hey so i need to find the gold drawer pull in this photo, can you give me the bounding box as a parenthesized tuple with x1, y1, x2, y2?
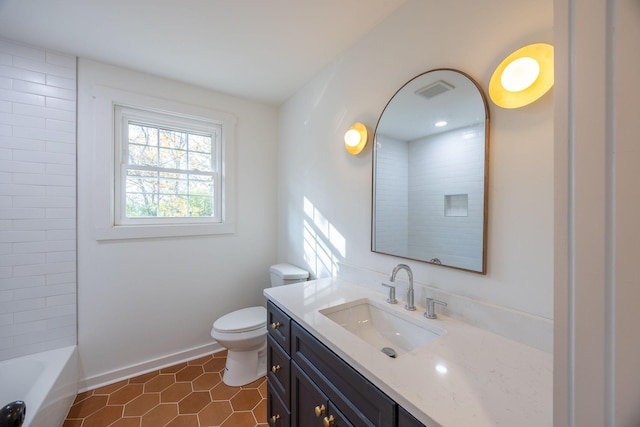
(271, 365, 280, 373)
(271, 322, 281, 329)
(270, 414, 280, 423)
(314, 404, 326, 417)
(323, 415, 335, 427)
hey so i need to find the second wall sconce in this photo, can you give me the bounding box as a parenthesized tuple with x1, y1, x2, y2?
(344, 122, 368, 155)
(489, 43, 554, 109)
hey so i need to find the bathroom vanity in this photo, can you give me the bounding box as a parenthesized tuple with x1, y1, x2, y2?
(267, 300, 411, 426)
(264, 278, 552, 427)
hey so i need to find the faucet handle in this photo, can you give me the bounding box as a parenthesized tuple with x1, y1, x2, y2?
(380, 283, 397, 304)
(424, 298, 447, 319)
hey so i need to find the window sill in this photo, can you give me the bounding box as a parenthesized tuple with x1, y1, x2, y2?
(94, 221, 234, 241)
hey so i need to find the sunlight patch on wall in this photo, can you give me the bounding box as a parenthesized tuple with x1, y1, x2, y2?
(303, 197, 346, 277)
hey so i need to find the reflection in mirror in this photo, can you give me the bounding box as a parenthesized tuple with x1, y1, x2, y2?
(372, 69, 489, 273)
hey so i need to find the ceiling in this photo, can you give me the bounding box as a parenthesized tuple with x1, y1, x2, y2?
(0, 0, 406, 105)
(378, 70, 486, 141)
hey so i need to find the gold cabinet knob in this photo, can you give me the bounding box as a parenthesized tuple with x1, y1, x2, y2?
(323, 415, 335, 427)
(271, 365, 280, 373)
(271, 322, 281, 329)
(314, 404, 326, 417)
(270, 414, 280, 423)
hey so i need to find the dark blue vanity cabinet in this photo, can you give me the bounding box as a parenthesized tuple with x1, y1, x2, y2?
(266, 300, 427, 427)
(398, 407, 428, 427)
(291, 362, 352, 426)
(268, 300, 292, 353)
(267, 379, 291, 427)
(267, 301, 292, 427)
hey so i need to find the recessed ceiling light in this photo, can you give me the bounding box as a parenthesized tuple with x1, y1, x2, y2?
(435, 121, 447, 127)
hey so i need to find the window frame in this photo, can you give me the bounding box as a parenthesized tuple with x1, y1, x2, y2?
(90, 85, 236, 240)
(114, 105, 223, 226)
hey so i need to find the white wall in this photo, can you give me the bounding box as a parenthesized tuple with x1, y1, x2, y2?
(0, 39, 76, 361)
(278, 0, 554, 319)
(77, 59, 279, 387)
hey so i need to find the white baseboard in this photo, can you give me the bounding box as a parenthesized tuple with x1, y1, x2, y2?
(78, 342, 225, 393)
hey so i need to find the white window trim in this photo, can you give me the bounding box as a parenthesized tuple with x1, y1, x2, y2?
(91, 85, 236, 240)
(114, 105, 223, 226)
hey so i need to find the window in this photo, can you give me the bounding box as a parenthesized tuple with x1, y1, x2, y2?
(114, 106, 222, 226)
(90, 85, 235, 240)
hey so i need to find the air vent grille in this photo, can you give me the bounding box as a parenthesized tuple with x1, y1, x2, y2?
(415, 80, 455, 99)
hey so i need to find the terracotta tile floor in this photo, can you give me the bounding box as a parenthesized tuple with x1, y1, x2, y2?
(63, 351, 268, 427)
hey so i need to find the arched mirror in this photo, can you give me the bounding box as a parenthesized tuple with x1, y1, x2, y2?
(372, 69, 489, 274)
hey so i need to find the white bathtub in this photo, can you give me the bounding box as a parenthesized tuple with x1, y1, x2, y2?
(0, 346, 78, 427)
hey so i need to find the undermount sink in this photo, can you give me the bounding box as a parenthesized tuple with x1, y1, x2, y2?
(319, 298, 445, 358)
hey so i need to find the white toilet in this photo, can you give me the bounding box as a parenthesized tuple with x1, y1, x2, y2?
(211, 263, 309, 386)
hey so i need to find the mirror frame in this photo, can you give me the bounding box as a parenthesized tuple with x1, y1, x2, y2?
(371, 68, 490, 274)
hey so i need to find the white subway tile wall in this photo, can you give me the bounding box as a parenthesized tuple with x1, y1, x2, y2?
(408, 125, 485, 271)
(375, 125, 485, 271)
(373, 134, 409, 256)
(0, 38, 76, 360)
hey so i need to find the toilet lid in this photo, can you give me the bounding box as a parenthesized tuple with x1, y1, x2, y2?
(213, 306, 267, 333)
(270, 263, 309, 280)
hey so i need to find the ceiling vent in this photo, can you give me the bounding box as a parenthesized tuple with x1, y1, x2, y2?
(415, 80, 455, 100)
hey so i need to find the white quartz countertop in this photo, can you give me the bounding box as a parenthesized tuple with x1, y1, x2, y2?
(264, 278, 552, 427)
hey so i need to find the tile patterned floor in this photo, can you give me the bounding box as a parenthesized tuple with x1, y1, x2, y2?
(63, 351, 268, 427)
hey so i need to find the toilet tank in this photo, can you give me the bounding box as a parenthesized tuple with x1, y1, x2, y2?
(270, 263, 309, 287)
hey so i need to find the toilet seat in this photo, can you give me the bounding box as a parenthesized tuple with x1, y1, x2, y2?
(212, 306, 266, 334)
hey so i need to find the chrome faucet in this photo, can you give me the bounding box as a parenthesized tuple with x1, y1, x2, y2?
(389, 264, 415, 311)
(424, 298, 447, 319)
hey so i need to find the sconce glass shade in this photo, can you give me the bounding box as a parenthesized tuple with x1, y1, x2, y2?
(344, 122, 368, 155)
(489, 43, 554, 108)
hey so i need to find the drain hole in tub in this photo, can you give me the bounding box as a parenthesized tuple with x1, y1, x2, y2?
(381, 347, 397, 358)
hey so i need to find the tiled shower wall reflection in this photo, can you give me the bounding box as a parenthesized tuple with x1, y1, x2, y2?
(375, 124, 485, 271)
(0, 38, 77, 360)
(408, 124, 485, 271)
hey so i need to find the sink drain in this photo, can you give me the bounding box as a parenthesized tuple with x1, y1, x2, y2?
(381, 347, 397, 358)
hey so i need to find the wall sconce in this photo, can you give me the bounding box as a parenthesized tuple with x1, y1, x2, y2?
(489, 43, 554, 108)
(344, 122, 368, 155)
